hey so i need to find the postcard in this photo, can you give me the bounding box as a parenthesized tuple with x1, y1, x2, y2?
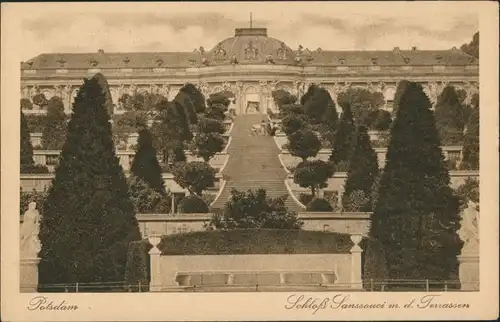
(1, 1, 498, 321)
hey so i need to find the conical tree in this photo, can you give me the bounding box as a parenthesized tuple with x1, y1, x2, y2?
(391, 80, 410, 117)
(131, 128, 166, 195)
(461, 106, 479, 170)
(20, 111, 35, 173)
(342, 125, 379, 212)
(434, 86, 466, 145)
(330, 102, 356, 166)
(41, 96, 67, 150)
(370, 81, 461, 282)
(39, 75, 141, 287)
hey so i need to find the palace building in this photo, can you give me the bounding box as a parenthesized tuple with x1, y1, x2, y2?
(21, 26, 479, 115)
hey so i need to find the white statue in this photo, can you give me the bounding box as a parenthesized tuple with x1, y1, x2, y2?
(20, 202, 41, 258)
(458, 201, 480, 254)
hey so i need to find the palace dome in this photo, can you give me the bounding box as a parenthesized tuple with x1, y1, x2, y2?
(206, 28, 295, 65)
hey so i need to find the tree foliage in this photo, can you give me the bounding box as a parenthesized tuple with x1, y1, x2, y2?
(20, 111, 35, 172)
(206, 93, 230, 121)
(460, 106, 479, 170)
(330, 103, 356, 165)
(130, 128, 166, 194)
(337, 87, 384, 125)
(172, 161, 216, 196)
(179, 195, 209, 213)
(392, 80, 410, 117)
(460, 31, 479, 59)
(434, 86, 467, 145)
(293, 160, 335, 197)
(342, 126, 379, 212)
(370, 81, 461, 282)
(207, 189, 303, 230)
(301, 85, 338, 127)
(288, 129, 321, 161)
(281, 114, 308, 136)
(127, 176, 171, 214)
(193, 132, 226, 162)
(39, 74, 141, 286)
(41, 96, 68, 150)
(152, 100, 190, 163)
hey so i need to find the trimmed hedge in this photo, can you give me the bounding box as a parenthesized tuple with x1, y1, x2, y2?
(124, 229, 387, 286)
(178, 195, 209, 213)
(306, 198, 333, 212)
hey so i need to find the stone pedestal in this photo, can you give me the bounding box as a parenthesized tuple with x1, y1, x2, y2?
(350, 235, 363, 290)
(458, 253, 479, 291)
(148, 235, 178, 292)
(20, 257, 40, 293)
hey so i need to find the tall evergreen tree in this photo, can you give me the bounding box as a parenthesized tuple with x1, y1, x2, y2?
(391, 80, 410, 117)
(434, 86, 466, 145)
(131, 128, 166, 195)
(330, 102, 356, 166)
(39, 75, 141, 286)
(461, 106, 479, 170)
(342, 125, 379, 212)
(370, 81, 461, 282)
(20, 111, 35, 173)
(41, 96, 67, 150)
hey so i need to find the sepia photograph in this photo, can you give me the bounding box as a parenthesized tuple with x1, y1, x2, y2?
(1, 1, 498, 321)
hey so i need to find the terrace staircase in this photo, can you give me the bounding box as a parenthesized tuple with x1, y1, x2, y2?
(210, 114, 304, 213)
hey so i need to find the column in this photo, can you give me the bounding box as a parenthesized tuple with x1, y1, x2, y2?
(350, 234, 363, 290)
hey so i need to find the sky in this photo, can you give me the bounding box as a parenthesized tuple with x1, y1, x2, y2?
(12, 2, 479, 61)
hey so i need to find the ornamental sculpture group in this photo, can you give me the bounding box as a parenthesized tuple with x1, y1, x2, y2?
(19, 201, 480, 291)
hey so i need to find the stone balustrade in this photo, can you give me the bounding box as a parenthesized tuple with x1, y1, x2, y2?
(134, 212, 371, 238)
(20, 172, 223, 194)
(30, 149, 230, 174)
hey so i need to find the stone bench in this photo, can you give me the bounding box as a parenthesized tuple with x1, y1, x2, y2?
(175, 269, 337, 286)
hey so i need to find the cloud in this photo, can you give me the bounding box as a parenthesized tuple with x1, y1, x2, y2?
(16, 3, 478, 61)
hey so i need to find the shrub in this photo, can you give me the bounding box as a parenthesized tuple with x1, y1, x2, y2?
(179, 195, 209, 214)
(128, 176, 167, 213)
(21, 111, 35, 172)
(293, 160, 335, 197)
(371, 110, 393, 131)
(343, 190, 371, 212)
(281, 114, 308, 136)
(208, 189, 302, 230)
(172, 161, 217, 196)
(298, 193, 313, 206)
(306, 198, 333, 212)
(21, 164, 50, 174)
(455, 177, 479, 211)
(26, 114, 47, 132)
(21, 98, 33, 110)
(288, 129, 322, 161)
